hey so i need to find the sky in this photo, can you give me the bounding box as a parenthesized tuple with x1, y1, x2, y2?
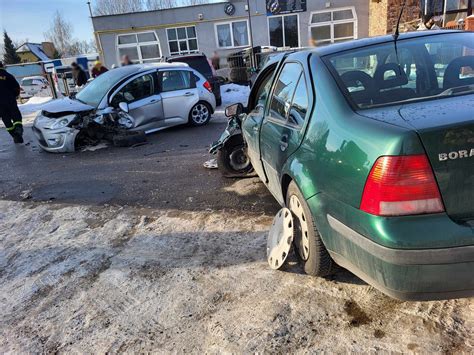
(0, 0, 96, 44)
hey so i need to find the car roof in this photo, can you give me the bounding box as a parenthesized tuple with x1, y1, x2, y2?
(311, 30, 464, 57)
(22, 76, 45, 80)
(167, 53, 206, 60)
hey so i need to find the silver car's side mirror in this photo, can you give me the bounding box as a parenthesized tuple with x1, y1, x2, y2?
(225, 103, 243, 117)
(119, 102, 129, 113)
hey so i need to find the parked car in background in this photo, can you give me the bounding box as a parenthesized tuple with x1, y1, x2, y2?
(167, 53, 223, 106)
(218, 30, 474, 300)
(20, 76, 50, 99)
(33, 63, 216, 153)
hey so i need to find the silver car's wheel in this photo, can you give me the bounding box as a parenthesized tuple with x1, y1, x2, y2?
(289, 194, 310, 261)
(190, 102, 211, 126)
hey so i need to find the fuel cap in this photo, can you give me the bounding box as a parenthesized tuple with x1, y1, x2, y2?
(266, 207, 294, 270)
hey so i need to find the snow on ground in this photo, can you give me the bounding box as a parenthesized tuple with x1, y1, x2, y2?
(220, 83, 250, 107)
(0, 200, 472, 353)
(18, 96, 52, 115)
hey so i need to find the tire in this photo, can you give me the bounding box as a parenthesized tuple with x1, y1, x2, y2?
(286, 181, 335, 277)
(189, 101, 211, 126)
(216, 135, 254, 178)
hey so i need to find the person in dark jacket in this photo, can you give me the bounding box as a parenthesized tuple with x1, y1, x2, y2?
(71, 62, 87, 87)
(91, 61, 108, 78)
(120, 55, 134, 66)
(0, 61, 23, 144)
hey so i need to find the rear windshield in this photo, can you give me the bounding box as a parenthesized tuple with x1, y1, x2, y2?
(323, 32, 474, 109)
(170, 56, 212, 77)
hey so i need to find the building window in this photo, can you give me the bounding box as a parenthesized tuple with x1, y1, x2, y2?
(268, 14, 299, 48)
(215, 20, 250, 48)
(167, 26, 199, 56)
(309, 7, 357, 46)
(117, 31, 161, 63)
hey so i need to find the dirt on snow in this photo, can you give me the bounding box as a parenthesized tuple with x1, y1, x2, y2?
(0, 200, 473, 353)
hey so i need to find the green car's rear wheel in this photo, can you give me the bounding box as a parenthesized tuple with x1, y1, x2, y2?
(286, 181, 335, 277)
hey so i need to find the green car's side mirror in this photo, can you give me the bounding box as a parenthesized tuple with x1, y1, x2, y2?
(225, 103, 244, 117)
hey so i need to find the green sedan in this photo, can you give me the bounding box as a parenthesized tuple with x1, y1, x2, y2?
(239, 30, 474, 300)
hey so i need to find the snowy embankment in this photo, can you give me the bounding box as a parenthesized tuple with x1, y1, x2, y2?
(18, 96, 52, 115)
(220, 83, 250, 108)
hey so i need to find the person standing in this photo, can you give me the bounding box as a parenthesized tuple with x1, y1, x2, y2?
(71, 62, 87, 87)
(0, 61, 23, 144)
(211, 51, 220, 70)
(120, 55, 134, 66)
(91, 61, 108, 78)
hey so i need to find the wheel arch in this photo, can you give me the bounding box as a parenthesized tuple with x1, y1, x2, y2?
(281, 156, 319, 202)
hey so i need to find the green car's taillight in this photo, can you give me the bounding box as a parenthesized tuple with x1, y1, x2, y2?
(360, 155, 445, 216)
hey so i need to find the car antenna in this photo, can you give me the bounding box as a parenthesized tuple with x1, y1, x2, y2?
(393, 0, 407, 40)
(393, 0, 407, 75)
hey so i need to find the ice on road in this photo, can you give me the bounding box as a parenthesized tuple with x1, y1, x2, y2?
(0, 200, 472, 353)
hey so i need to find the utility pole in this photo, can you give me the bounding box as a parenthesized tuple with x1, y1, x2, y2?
(87, 1, 101, 59)
(246, 0, 255, 70)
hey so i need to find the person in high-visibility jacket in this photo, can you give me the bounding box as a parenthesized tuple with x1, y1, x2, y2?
(0, 61, 23, 144)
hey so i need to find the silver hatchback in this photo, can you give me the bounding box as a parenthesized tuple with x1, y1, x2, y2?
(33, 63, 216, 153)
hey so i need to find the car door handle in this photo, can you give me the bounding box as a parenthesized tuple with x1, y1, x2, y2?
(150, 99, 158, 103)
(184, 92, 194, 96)
(253, 126, 259, 132)
(280, 134, 289, 152)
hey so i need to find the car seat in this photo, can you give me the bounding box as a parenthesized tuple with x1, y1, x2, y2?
(374, 63, 415, 104)
(443, 55, 474, 90)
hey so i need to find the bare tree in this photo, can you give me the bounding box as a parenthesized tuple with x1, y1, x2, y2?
(94, 0, 145, 15)
(68, 39, 98, 55)
(145, 0, 177, 10)
(44, 10, 73, 57)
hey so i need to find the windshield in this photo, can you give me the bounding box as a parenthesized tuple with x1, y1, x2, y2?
(76, 66, 139, 107)
(323, 32, 474, 109)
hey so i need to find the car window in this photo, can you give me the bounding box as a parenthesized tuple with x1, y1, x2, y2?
(324, 32, 474, 109)
(288, 75, 309, 126)
(111, 74, 155, 106)
(159, 70, 193, 92)
(269, 62, 303, 121)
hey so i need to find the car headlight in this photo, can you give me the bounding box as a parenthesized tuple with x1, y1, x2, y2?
(50, 114, 76, 129)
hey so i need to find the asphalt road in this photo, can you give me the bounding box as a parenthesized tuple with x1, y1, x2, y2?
(0, 112, 279, 214)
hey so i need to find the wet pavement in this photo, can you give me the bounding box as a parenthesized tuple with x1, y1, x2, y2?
(0, 112, 278, 214)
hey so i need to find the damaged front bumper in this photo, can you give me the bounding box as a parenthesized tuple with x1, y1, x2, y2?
(33, 114, 79, 153)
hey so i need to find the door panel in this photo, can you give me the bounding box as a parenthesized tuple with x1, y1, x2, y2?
(159, 70, 198, 122)
(128, 94, 164, 128)
(242, 65, 279, 181)
(111, 72, 164, 128)
(259, 61, 310, 203)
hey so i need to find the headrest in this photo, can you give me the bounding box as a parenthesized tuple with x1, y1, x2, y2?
(443, 56, 474, 90)
(340, 70, 373, 89)
(374, 63, 408, 89)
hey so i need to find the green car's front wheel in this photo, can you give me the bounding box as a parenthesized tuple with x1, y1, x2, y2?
(286, 181, 335, 277)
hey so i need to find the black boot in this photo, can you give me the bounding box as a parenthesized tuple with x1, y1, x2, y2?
(11, 125, 24, 144)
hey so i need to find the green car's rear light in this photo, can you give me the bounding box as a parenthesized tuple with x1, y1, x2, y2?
(360, 155, 444, 216)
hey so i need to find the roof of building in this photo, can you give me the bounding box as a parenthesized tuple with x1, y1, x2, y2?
(16, 43, 52, 61)
(91, 1, 228, 18)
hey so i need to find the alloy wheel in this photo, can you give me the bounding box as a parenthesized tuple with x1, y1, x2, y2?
(191, 103, 210, 125)
(289, 194, 310, 261)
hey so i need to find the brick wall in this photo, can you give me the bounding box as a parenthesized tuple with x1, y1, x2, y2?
(387, 0, 420, 33)
(369, 0, 420, 36)
(369, 0, 389, 37)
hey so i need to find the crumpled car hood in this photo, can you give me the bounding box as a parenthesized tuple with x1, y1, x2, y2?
(41, 97, 95, 117)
